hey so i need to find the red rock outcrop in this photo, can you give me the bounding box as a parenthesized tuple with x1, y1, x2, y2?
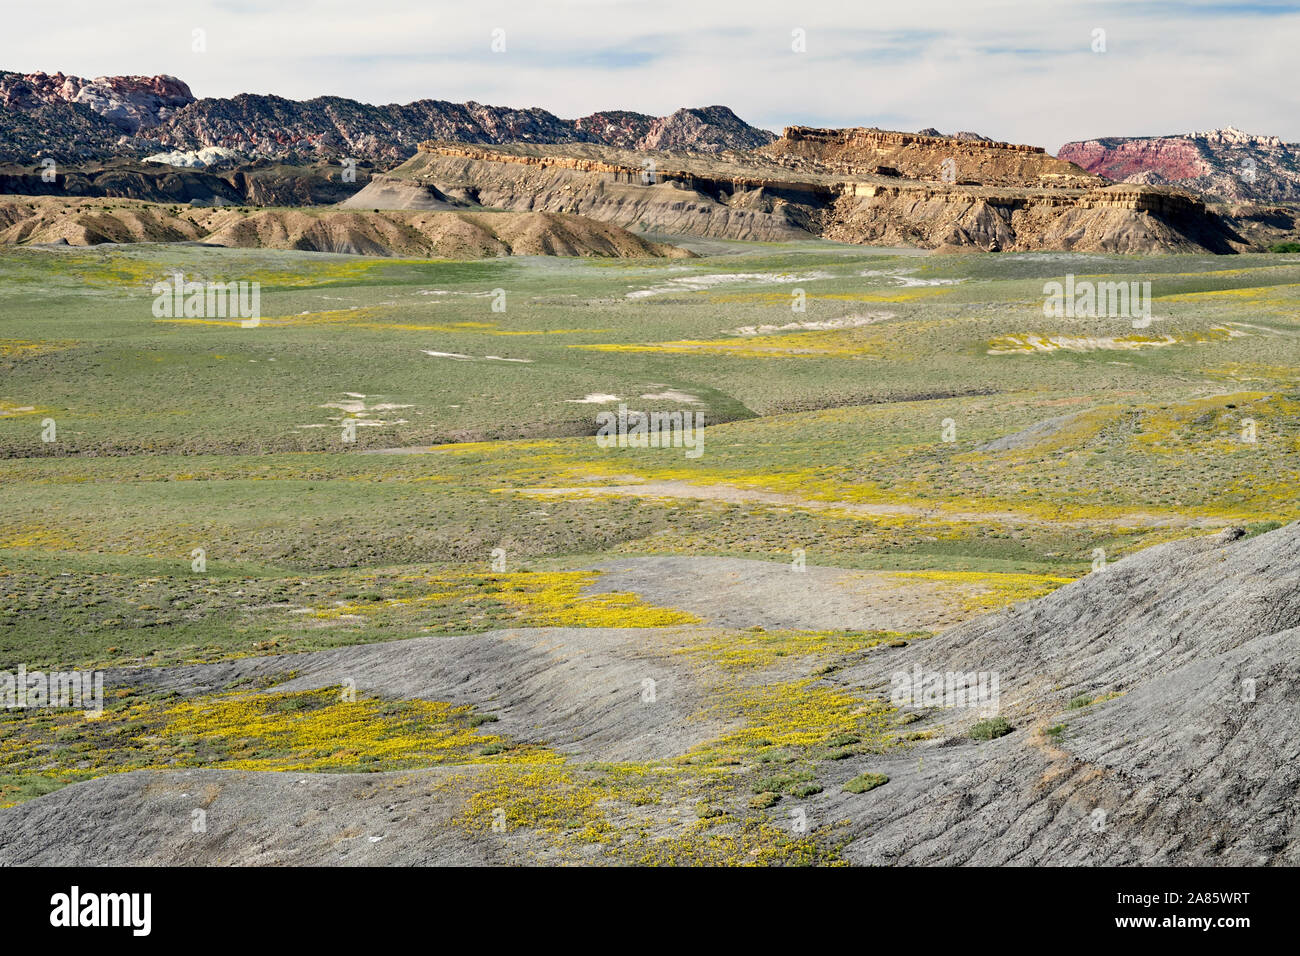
(1058, 128, 1300, 203)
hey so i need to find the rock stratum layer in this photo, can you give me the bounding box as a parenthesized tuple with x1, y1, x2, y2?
(348, 132, 1293, 253)
(1059, 127, 1300, 204)
(766, 126, 1102, 188)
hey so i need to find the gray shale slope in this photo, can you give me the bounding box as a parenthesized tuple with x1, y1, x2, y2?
(831, 523, 1300, 865)
(0, 523, 1296, 865)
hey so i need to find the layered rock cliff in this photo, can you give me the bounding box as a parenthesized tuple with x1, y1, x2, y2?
(352, 136, 1270, 253)
(766, 126, 1102, 188)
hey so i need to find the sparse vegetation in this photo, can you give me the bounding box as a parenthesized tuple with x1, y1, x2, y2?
(1, 239, 1297, 864)
(969, 717, 1013, 740)
(843, 773, 889, 794)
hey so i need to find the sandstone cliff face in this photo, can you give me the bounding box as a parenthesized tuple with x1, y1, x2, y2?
(1058, 127, 1300, 203)
(367, 137, 1264, 253)
(766, 126, 1102, 188)
(823, 184, 1242, 254)
(371, 147, 812, 241)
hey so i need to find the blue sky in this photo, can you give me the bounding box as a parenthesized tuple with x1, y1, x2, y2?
(4, 0, 1298, 151)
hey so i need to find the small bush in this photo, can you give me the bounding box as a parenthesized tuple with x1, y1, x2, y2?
(1268, 241, 1300, 253)
(969, 716, 1012, 740)
(1245, 520, 1283, 538)
(752, 771, 813, 794)
(843, 772, 889, 794)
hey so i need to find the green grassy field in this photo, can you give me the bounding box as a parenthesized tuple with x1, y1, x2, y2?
(2, 240, 1298, 836)
(3, 241, 1299, 670)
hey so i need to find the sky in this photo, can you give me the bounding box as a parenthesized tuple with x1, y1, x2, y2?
(4, 0, 1299, 151)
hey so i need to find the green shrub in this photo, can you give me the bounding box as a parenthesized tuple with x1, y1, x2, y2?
(1245, 520, 1283, 538)
(969, 716, 1012, 740)
(752, 771, 813, 794)
(843, 772, 889, 794)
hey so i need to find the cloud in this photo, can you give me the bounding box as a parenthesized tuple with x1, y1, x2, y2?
(3, 0, 1298, 150)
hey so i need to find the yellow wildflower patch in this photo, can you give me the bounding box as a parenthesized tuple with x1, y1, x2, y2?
(0, 339, 76, 360)
(887, 570, 1072, 614)
(309, 570, 699, 629)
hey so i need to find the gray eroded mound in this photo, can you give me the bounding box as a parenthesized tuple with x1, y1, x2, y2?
(105, 626, 723, 762)
(0, 767, 505, 866)
(1, 525, 1296, 865)
(975, 412, 1081, 452)
(586, 556, 954, 631)
(825, 524, 1300, 864)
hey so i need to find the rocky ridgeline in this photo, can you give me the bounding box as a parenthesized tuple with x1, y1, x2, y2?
(0, 70, 776, 165)
(783, 125, 1048, 155)
(416, 142, 838, 196)
(1058, 127, 1300, 203)
(766, 126, 1102, 188)
(378, 127, 1287, 253)
(0, 71, 194, 133)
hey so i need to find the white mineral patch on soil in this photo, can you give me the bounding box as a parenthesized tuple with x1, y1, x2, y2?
(626, 270, 832, 298)
(321, 400, 413, 414)
(730, 312, 894, 335)
(859, 269, 966, 286)
(421, 350, 532, 362)
(987, 328, 1243, 354)
(639, 390, 701, 402)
